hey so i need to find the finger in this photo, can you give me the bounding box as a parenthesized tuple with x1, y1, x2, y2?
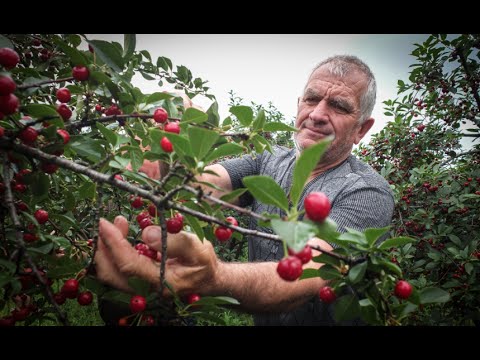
(142, 225, 208, 264)
(114, 215, 129, 238)
(99, 218, 161, 284)
(94, 235, 130, 291)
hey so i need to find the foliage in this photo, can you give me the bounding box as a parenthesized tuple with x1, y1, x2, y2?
(355, 34, 480, 325)
(0, 33, 457, 327)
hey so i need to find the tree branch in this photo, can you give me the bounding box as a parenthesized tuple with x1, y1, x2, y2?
(17, 77, 75, 90)
(457, 47, 480, 111)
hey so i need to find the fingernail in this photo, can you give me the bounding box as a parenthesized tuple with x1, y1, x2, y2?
(145, 226, 162, 240)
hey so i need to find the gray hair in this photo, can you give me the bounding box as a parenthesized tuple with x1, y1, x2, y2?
(309, 55, 376, 124)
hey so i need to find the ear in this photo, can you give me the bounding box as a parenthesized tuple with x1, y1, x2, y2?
(354, 118, 374, 145)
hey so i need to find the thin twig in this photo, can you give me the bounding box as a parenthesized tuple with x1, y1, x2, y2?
(182, 185, 269, 222)
(17, 77, 75, 90)
(457, 47, 480, 110)
(2, 153, 69, 325)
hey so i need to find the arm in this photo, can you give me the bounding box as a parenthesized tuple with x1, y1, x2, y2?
(96, 217, 331, 313)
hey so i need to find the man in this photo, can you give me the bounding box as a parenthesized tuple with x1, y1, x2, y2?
(95, 55, 395, 325)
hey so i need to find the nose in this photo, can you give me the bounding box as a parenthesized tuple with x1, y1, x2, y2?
(309, 100, 329, 124)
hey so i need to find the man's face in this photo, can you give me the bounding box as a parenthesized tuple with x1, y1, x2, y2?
(294, 67, 373, 164)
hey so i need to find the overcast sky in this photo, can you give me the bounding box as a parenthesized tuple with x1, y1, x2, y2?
(88, 34, 430, 147)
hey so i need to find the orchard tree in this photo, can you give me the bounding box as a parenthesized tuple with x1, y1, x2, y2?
(356, 34, 480, 325)
(0, 34, 447, 327)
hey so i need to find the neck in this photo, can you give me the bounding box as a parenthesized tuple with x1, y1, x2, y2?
(306, 155, 350, 182)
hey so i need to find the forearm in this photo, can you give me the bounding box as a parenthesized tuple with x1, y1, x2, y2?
(210, 260, 327, 313)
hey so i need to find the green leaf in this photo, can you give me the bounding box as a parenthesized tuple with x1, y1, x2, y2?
(465, 262, 473, 275)
(129, 148, 143, 172)
(334, 294, 360, 322)
(419, 287, 450, 304)
(0, 35, 14, 49)
(263, 122, 297, 132)
(96, 122, 117, 147)
(188, 126, 219, 161)
(300, 268, 319, 279)
(0, 259, 16, 273)
(377, 258, 402, 277)
(184, 214, 205, 241)
(358, 298, 382, 325)
(63, 189, 76, 211)
(290, 138, 332, 208)
(78, 181, 96, 200)
(182, 108, 208, 124)
(31, 172, 50, 198)
(69, 137, 106, 163)
(123, 34, 136, 60)
(365, 226, 390, 247)
(338, 228, 367, 246)
(378, 236, 416, 250)
(308, 218, 341, 245)
(271, 219, 317, 252)
(219, 188, 247, 203)
(102, 290, 132, 304)
(191, 296, 240, 306)
(161, 132, 193, 159)
(252, 109, 266, 131)
(127, 277, 151, 297)
(205, 142, 244, 163)
(54, 38, 88, 66)
(88, 40, 124, 72)
(157, 56, 172, 71)
(206, 101, 220, 127)
(312, 253, 341, 267)
(24, 104, 60, 119)
(28, 243, 54, 255)
(243, 176, 289, 212)
(348, 261, 367, 284)
(145, 92, 174, 104)
(230, 106, 253, 126)
(318, 264, 342, 280)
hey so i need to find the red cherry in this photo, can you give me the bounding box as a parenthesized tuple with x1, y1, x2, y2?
(23, 233, 38, 243)
(318, 286, 336, 303)
(160, 136, 173, 152)
(57, 129, 70, 144)
(16, 201, 28, 212)
(0, 112, 4, 120)
(304, 192, 331, 223)
(129, 295, 146, 313)
(153, 108, 169, 123)
(225, 216, 238, 227)
(0, 75, 16, 95)
(0, 93, 19, 115)
(77, 291, 93, 306)
(54, 292, 66, 305)
(276, 256, 303, 281)
(288, 245, 312, 264)
(19, 127, 38, 144)
(41, 162, 59, 174)
(72, 65, 89, 81)
(61, 279, 79, 299)
(15, 169, 32, 182)
(394, 280, 413, 299)
(56, 88, 71, 103)
(56, 104, 72, 121)
(105, 104, 121, 116)
(34, 209, 49, 224)
(187, 293, 201, 304)
(13, 183, 27, 193)
(114, 174, 124, 181)
(147, 203, 157, 217)
(88, 44, 94, 53)
(136, 211, 150, 224)
(416, 124, 426, 132)
(0, 48, 20, 69)
(142, 315, 155, 326)
(166, 216, 183, 234)
(164, 121, 180, 134)
(130, 196, 144, 209)
(215, 227, 232, 242)
(139, 217, 152, 229)
(95, 104, 102, 112)
(12, 307, 30, 321)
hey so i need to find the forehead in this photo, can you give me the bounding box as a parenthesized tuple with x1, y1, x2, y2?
(305, 67, 367, 100)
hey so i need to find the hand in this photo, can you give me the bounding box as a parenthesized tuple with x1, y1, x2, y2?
(96, 216, 219, 296)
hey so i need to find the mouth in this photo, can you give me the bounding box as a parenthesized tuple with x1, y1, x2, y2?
(299, 120, 331, 137)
